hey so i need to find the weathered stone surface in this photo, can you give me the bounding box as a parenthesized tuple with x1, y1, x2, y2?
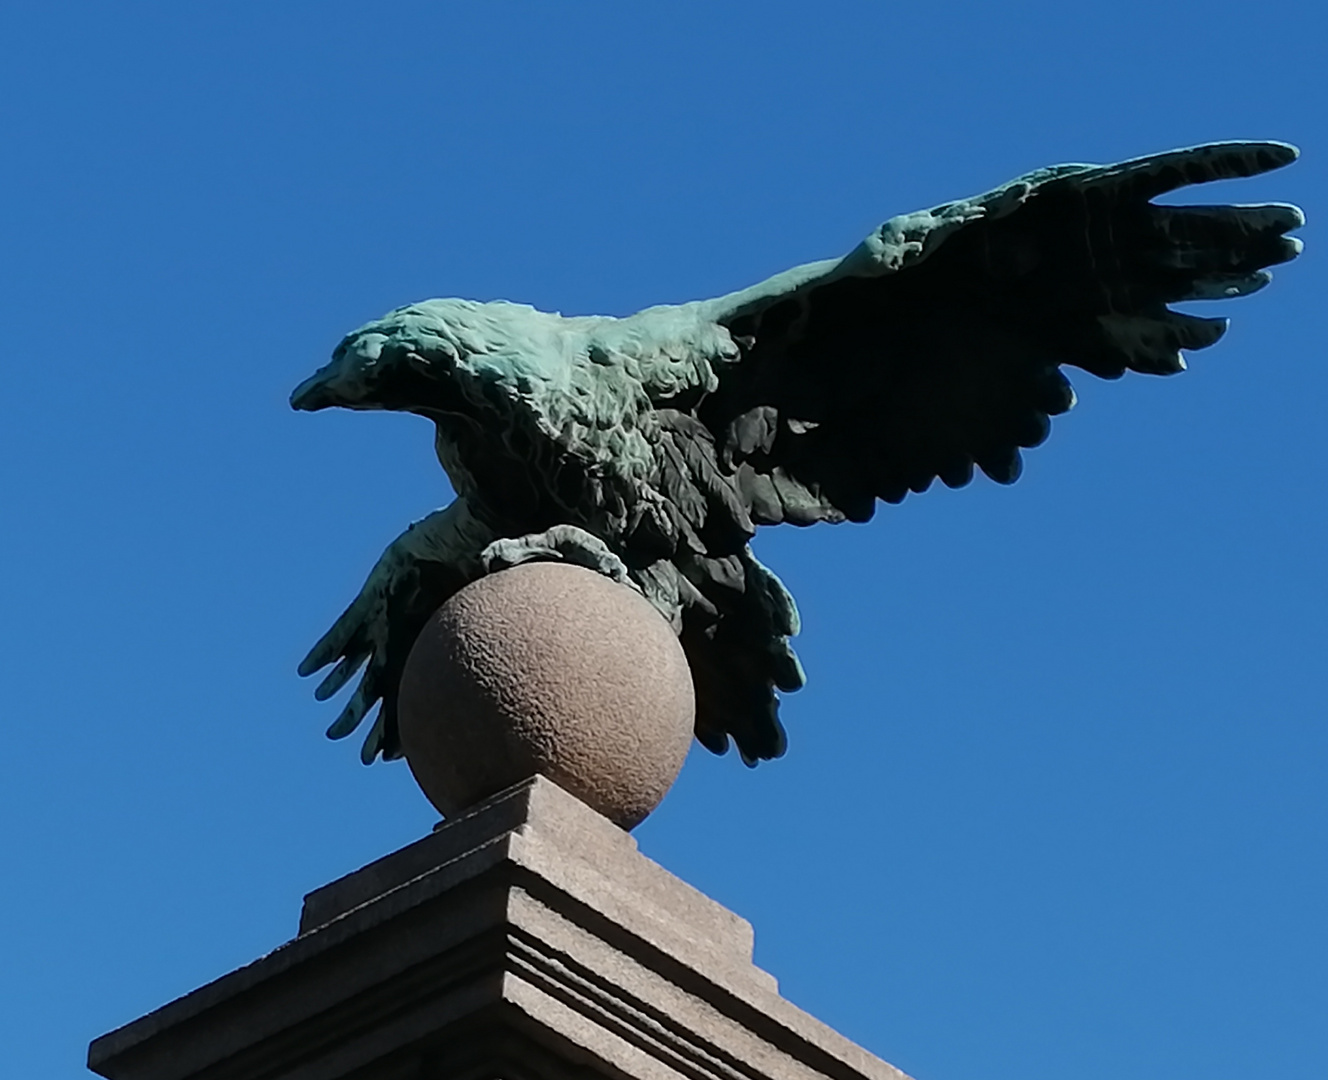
(88, 776, 914, 1080)
(399, 561, 695, 829)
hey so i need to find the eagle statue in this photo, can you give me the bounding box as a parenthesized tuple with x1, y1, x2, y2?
(291, 141, 1303, 768)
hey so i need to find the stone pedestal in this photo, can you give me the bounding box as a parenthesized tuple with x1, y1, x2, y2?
(88, 777, 912, 1080)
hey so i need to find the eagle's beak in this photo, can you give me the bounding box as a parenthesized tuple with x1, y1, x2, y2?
(291, 333, 390, 411)
(290, 368, 336, 411)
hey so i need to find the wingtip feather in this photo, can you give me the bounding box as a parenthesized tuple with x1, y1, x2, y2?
(359, 714, 384, 765)
(326, 702, 365, 740)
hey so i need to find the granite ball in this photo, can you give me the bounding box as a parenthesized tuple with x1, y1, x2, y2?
(398, 561, 695, 829)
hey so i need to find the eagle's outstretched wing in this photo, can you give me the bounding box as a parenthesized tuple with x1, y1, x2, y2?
(693, 142, 1303, 525)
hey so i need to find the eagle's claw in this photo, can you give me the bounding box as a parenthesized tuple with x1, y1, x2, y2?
(481, 525, 637, 588)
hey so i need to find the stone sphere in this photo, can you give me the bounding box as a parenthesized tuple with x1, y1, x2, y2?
(398, 562, 695, 829)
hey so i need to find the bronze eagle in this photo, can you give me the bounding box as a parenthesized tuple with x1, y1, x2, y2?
(291, 142, 1303, 766)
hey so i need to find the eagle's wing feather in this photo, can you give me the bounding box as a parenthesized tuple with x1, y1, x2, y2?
(299, 498, 493, 763)
(695, 141, 1302, 525)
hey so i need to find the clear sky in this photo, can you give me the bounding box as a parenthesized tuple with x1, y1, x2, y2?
(1, 3, 1322, 1079)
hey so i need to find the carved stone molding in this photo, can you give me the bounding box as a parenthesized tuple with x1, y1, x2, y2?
(89, 778, 912, 1080)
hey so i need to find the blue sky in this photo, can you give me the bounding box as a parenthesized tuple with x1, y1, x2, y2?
(1, 3, 1322, 1079)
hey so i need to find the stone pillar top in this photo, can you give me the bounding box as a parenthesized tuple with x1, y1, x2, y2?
(89, 776, 913, 1080)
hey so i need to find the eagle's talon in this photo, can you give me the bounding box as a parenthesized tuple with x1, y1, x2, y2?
(481, 526, 636, 588)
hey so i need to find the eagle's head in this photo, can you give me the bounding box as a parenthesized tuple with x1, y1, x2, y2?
(291, 298, 522, 415)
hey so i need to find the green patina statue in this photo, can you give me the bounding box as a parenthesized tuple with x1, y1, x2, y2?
(292, 142, 1302, 767)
